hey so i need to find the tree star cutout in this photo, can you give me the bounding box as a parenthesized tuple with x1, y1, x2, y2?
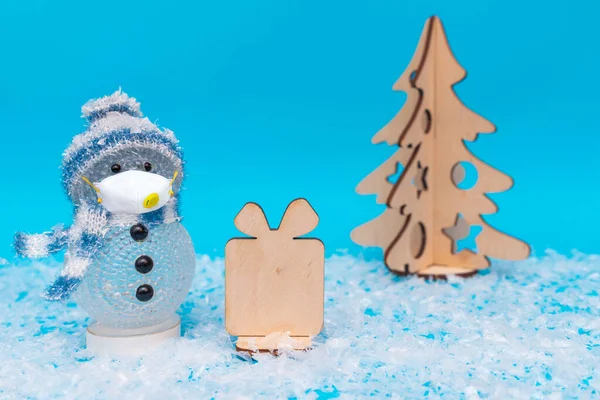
(412, 161, 429, 198)
(442, 214, 482, 254)
(386, 162, 404, 184)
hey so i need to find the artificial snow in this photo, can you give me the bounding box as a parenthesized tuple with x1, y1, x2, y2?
(1, 251, 599, 398)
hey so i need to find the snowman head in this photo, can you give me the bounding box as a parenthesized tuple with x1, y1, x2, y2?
(62, 89, 185, 215)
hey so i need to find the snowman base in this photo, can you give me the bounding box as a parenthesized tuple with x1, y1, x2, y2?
(86, 314, 181, 356)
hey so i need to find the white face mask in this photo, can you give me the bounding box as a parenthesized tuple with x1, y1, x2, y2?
(83, 170, 177, 215)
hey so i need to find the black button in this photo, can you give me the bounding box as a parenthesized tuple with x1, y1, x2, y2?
(136, 284, 154, 302)
(130, 224, 148, 242)
(135, 255, 153, 274)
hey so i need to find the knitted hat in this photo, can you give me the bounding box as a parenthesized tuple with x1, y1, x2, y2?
(62, 89, 184, 204)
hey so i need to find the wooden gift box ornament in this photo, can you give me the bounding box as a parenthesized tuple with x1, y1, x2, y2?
(351, 16, 530, 278)
(225, 198, 324, 353)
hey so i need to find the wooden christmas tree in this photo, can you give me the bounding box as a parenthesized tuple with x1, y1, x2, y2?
(351, 16, 530, 278)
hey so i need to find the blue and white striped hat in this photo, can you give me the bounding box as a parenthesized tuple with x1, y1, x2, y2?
(62, 89, 184, 204)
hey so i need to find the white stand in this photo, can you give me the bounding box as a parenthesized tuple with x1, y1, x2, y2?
(86, 314, 181, 356)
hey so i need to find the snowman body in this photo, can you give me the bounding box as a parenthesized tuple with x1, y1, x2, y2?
(75, 220, 195, 330)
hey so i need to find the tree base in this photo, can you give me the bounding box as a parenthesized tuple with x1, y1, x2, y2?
(387, 264, 480, 280)
(417, 265, 479, 280)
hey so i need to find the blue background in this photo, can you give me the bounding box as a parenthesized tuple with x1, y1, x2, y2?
(0, 0, 596, 260)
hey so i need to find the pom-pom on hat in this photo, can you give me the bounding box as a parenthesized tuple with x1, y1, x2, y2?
(81, 89, 143, 123)
(62, 89, 184, 205)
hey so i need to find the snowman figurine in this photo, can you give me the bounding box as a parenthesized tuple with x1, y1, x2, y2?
(14, 90, 196, 352)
